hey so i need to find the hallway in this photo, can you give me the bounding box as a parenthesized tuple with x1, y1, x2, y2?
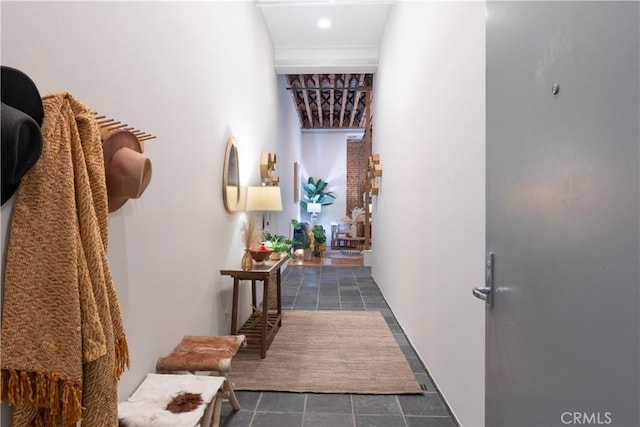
(220, 266, 456, 427)
(1, 1, 638, 425)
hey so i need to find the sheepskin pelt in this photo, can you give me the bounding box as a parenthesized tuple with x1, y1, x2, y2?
(118, 374, 224, 427)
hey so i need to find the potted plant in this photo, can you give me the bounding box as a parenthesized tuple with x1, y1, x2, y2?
(291, 220, 313, 259)
(311, 225, 327, 257)
(300, 177, 336, 211)
(262, 231, 295, 259)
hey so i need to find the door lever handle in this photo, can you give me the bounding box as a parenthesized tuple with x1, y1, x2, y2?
(472, 253, 494, 307)
(472, 286, 491, 301)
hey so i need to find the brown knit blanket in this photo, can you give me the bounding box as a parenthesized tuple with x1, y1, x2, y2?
(1, 93, 129, 426)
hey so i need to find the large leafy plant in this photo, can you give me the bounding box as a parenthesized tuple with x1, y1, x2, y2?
(300, 177, 336, 211)
(291, 220, 311, 249)
(290, 220, 327, 255)
(311, 225, 327, 255)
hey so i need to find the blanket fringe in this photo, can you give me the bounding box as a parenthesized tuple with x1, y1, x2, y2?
(19, 371, 34, 404)
(0, 369, 83, 425)
(35, 371, 47, 407)
(61, 380, 82, 426)
(114, 334, 130, 378)
(7, 368, 19, 402)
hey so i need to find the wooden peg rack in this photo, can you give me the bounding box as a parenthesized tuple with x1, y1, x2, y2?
(93, 112, 156, 151)
(40, 94, 156, 150)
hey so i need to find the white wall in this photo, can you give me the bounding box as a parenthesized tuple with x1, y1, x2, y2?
(0, 2, 290, 420)
(373, 2, 486, 426)
(1, 1, 488, 424)
(300, 130, 357, 240)
(274, 75, 303, 234)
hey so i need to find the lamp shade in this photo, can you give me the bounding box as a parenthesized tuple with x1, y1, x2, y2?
(246, 186, 283, 211)
(307, 202, 322, 214)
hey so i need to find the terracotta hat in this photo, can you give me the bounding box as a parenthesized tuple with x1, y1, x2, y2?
(1, 66, 44, 205)
(102, 131, 152, 212)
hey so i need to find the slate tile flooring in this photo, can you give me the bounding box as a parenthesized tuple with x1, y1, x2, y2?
(220, 266, 458, 427)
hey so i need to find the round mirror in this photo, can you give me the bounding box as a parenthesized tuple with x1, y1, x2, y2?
(222, 136, 240, 213)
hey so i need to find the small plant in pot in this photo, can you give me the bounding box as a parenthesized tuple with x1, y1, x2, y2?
(311, 225, 327, 257)
(291, 221, 327, 259)
(262, 231, 295, 260)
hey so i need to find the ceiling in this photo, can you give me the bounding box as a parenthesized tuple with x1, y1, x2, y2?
(286, 73, 373, 129)
(257, 1, 392, 129)
(257, 0, 393, 74)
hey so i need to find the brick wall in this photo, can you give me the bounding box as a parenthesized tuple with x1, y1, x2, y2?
(346, 139, 366, 215)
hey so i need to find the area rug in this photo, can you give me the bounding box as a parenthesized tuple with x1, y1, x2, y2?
(324, 250, 363, 259)
(227, 310, 423, 394)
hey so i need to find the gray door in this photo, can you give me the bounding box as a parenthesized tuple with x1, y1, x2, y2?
(482, 2, 639, 426)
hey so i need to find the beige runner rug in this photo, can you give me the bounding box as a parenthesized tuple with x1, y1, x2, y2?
(228, 310, 423, 394)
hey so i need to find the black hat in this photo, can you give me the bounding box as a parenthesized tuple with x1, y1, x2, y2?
(1, 66, 44, 205)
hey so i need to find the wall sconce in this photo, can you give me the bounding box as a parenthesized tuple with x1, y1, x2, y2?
(368, 154, 382, 196)
(246, 185, 283, 231)
(260, 152, 279, 186)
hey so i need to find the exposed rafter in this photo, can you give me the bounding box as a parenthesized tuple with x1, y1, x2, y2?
(313, 74, 323, 127)
(348, 74, 366, 128)
(329, 74, 335, 126)
(298, 74, 314, 127)
(286, 74, 373, 129)
(339, 73, 351, 127)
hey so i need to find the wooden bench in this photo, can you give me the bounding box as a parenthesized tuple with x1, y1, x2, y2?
(118, 373, 225, 427)
(155, 335, 247, 425)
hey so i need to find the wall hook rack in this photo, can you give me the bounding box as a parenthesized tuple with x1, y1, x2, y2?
(41, 93, 156, 151)
(93, 112, 156, 151)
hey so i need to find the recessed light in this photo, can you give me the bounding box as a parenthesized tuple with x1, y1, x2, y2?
(318, 19, 331, 29)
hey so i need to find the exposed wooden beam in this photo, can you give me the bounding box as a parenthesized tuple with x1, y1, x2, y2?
(299, 74, 313, 127)
(313, 74, 323, 128)
(286, 76, 307, 129)
(349, 74, 366, 128)
(359, 90, 372, 128)
(329, 74, 335, 128)
(339, 73, 351, 127)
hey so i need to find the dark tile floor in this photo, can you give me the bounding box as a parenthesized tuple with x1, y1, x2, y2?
(220, 266, 458, 427)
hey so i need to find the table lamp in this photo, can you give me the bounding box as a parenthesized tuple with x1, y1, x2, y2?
(246, 186, 283, 231)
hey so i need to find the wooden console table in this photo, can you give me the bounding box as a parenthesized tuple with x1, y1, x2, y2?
(220, 257, 287, 358)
